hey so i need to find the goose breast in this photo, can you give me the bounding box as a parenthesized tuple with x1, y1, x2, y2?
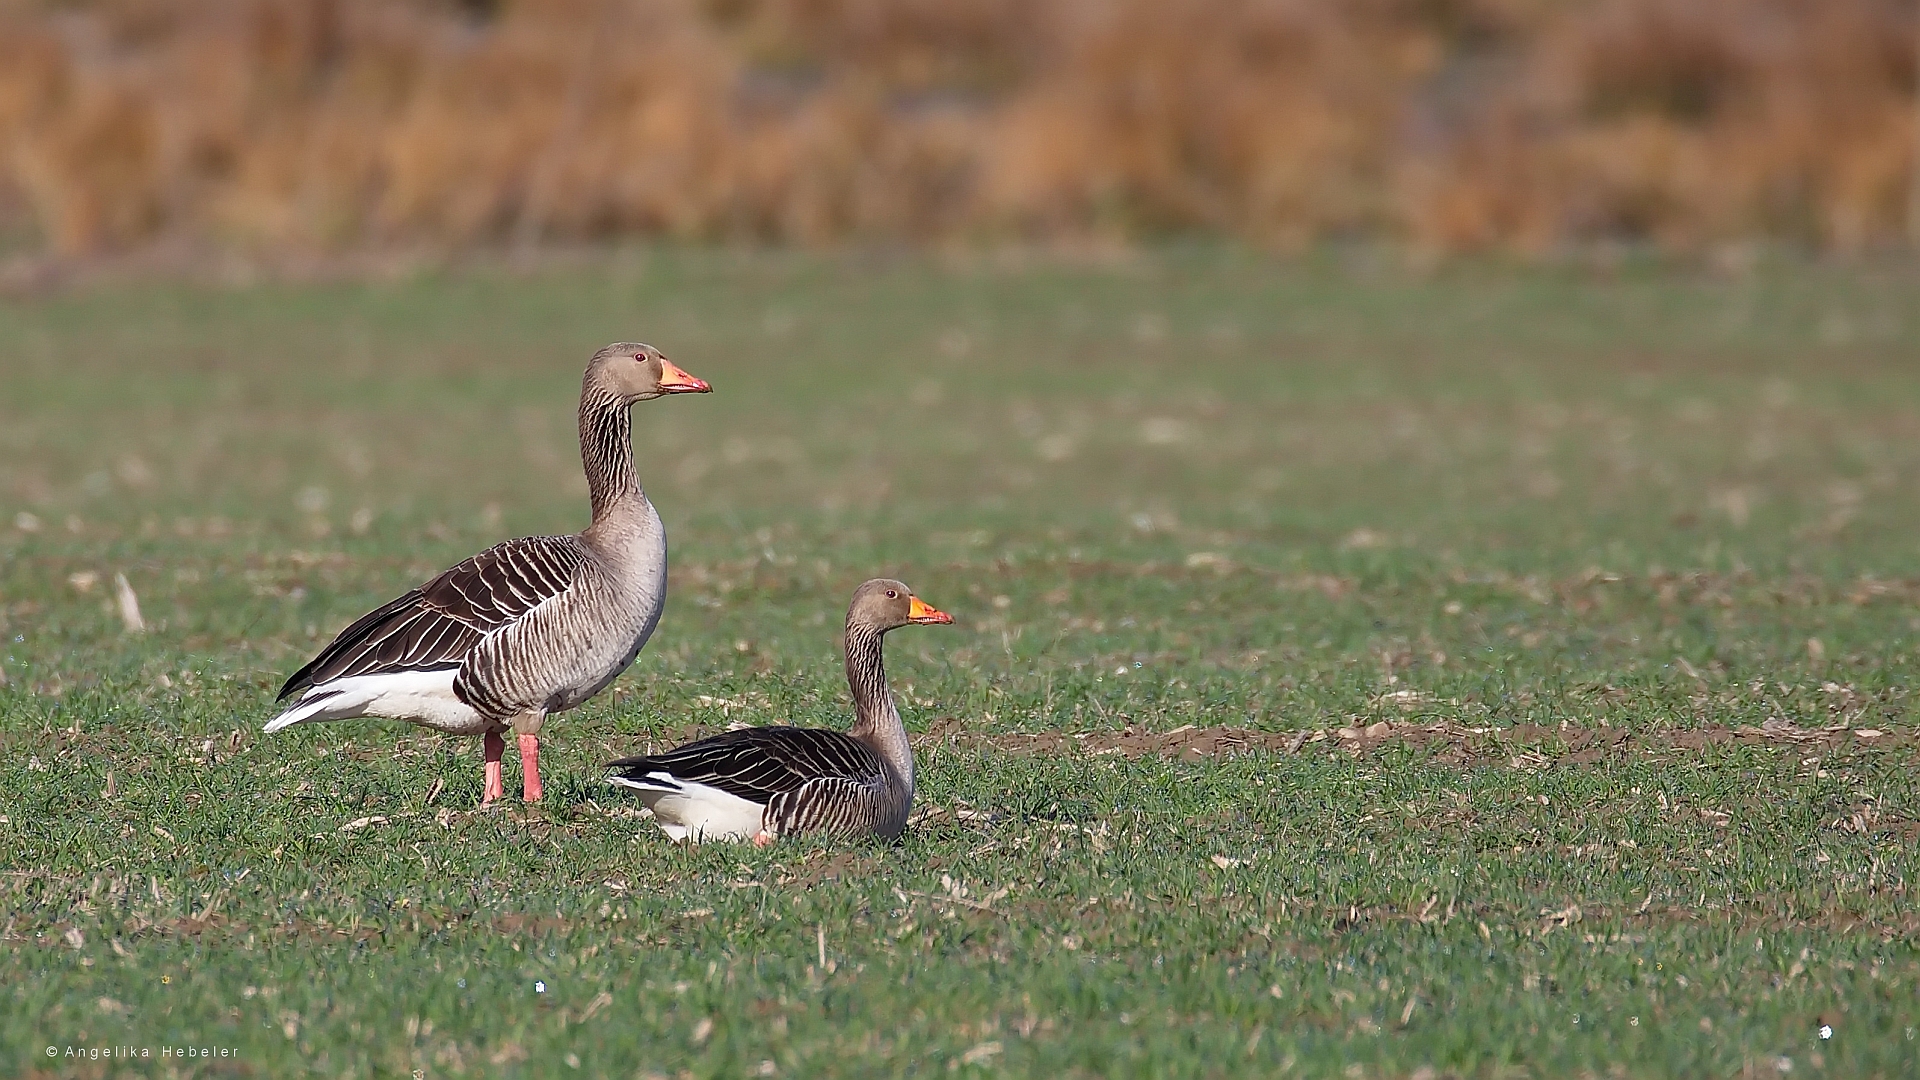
(462, 502, 667, 715)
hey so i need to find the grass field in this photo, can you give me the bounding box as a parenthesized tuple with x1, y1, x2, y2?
(3, 247, 1919, 1077)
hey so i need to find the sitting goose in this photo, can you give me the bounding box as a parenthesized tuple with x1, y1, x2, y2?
(265, 342, 710, 805)
(606, 579, 951, 843)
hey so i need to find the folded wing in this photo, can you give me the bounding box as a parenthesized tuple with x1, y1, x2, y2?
(606, 726, 886, 804)
(278, 534, 588, 699)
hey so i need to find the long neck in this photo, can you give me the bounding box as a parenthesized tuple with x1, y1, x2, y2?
(845, 622, 911, 783)
(579, 383, 639, 521)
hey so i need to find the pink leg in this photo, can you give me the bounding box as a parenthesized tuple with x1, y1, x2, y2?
(482, 731, 506, 805)
(752, 829, 775, 847)
(518, 732, 542, 803)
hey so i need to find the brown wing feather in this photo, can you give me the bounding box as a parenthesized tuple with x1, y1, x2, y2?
(278, 534, 588, 699)
(605, 727, 886, 805)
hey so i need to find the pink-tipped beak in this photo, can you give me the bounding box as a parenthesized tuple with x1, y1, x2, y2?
(908, 595, 953, 624)
(658, 358, 711, 394)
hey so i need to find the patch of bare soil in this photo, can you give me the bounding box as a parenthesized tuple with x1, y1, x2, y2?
(921, 716, 1306, 759)
(917, 716, 1915, 767)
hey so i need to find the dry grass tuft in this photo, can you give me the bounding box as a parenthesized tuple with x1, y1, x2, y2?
(0, 0, 1914, 254)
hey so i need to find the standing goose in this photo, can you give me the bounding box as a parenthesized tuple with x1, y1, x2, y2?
(606, 579, 951, 843)
(265, 342, 710, 805)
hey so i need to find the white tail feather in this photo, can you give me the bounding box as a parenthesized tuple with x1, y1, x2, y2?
(608, 772, 765, 843)
(262, 690, 346, 733)
(263, 669, 479, 734)
(605, 773, 681, 794)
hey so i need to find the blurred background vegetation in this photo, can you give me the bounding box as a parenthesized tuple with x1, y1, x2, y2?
(0, 0, 1915, 259)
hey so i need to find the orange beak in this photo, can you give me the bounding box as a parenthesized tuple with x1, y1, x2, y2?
(658, 358, 711, 394)
(907, 595, 953, 625)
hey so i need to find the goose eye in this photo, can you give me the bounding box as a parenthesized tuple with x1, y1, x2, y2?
(886, 590, 898, 599)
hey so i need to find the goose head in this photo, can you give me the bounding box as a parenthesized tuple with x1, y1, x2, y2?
(849, 578, 953, 633)
(589, 342, 711, 402)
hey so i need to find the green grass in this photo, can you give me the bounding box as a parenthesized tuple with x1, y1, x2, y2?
(3, 246, 1919, 1077)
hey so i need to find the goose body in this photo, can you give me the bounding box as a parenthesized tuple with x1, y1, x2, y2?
(609, 726, 904, 842)
(266, 343, 710, 803)
(607, 579, 951, 843)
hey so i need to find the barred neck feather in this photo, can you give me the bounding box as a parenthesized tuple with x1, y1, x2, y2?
(579, 384, 639, 521)
(844, 623, 911, 785)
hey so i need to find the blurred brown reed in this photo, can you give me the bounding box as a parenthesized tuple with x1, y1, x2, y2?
(0, 0, 1913, 256)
